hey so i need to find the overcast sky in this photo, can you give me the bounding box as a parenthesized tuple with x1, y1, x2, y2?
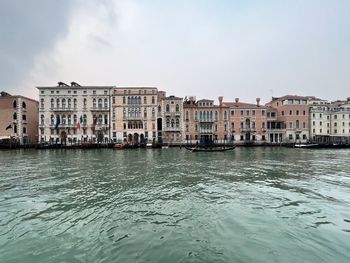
(1, 0, 349, 104)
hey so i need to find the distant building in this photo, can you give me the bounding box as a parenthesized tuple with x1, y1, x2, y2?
(223, 98, 268, 144)
(0, 91, 38, 144)
(112, 87, 158, 144)
(37, 82, 114, 144)
(183, 96, 229, 143)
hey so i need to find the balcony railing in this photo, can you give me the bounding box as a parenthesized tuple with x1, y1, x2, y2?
(240, 128, 257, 132)
(164, 126, 182, 131)
(91, 106, 109, 111)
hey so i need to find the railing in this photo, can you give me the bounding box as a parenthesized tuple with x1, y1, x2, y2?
(91, 106, 109, 111)
(240, 128, 256, 132)
(164, 127, 182, 131)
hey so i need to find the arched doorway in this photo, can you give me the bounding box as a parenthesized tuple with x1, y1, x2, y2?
(133, 133, 139, 145)
(157, 118, 162, 143)
(60, 131, 67, 144)
(128, 134, 133, 144)
(97, 131, 104, 143)
(140, 133, 145, 144)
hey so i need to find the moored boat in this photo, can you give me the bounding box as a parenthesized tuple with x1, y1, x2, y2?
(184, 145, 236, 152)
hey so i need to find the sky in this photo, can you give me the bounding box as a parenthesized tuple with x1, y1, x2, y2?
(0, 0, 349, 104)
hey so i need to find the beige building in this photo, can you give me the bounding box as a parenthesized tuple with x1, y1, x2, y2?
(183, 96, 230, 144)
(223, 98, 268, 144)
(157, 94, 183, 144)
(0, 91, 38, 144)
(112, 87, 158, 144)
(37, 82, 114, 144)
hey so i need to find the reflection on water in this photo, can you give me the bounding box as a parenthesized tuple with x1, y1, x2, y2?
(0, 148, 350, 262)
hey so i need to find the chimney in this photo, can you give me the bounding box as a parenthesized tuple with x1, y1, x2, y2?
(256, 98, 261, 106)
(235, 98, 239, 103)
(218, 96, 223, 106)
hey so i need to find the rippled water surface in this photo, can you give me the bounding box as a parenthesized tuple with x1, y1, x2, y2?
(1, 148, 350, 262)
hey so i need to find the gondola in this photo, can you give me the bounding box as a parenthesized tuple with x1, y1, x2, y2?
(184, 145, 236, 152)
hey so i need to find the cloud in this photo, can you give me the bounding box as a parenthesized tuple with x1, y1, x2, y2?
(0, 0, 73, 95)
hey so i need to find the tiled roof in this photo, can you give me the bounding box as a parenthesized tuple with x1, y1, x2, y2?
(223, 102, 267, 109)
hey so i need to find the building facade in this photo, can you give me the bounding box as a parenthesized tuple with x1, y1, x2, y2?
(37, 82, 113, 144)
(310, 99, 350, 143)
(266, 95, 319, 143)
(183, 97, 230, 144)
(0, 91, 38, 144)
(157, 95, 184, 144)
(223, 98, 268, 144)
(112, 87, 158, 144)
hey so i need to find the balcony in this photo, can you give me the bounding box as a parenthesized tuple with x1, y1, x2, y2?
(164, 126, 182, 132)
(240, 128, 256, 133)
(51, 107, 77, 112)
(91, 106, 109, 112)
(199, 118, 215, 123)
(123, 115, 144, 121)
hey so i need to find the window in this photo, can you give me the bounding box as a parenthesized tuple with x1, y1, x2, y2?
(56, 99, 60, 108)
(22, 102, 26, 109)
(240, 110, 244, 116)
(40, 98, 44, 108)
(13, 112, 17, 120)
(303, 111, 306, 115)
(252, 110, 255, 116)
(296, 110, 299, 115)
(166, 104, 170, 112)
(176, 104, 179, 112)
(23, 127, 26, 134)
(282, 111, 284, 116)
(296, 120, 300, 129)
(98, 99, 102, 108)
(152, 96, 155, 104)
(289, 122, 293, 129)
(73, 98, 77, 108)
(262, 110, 265, 116)
(231, 110, 234, 116)
(104, 98, 108, 108)
(289, 110, 293, 115)
(13, 100, 17, 109)
(144, 96, 147, 104)
(224, 111, 227, 120)
(40, 114, 44, 125)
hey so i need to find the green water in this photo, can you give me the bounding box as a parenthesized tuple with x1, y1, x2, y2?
(0, 148, 349, 262)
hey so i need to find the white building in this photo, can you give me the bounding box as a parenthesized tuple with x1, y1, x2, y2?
(310, 98, 350, 143)
(37, 82, 114, 144)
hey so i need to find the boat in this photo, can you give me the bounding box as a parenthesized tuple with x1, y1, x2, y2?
(184, 145, 236, 152)
(113, 143, 125, 150)
(146, 143, 153, 149)
(293, 143, 319, 148)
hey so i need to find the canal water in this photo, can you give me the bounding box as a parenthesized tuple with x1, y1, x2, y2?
(0, 148, 350, 262)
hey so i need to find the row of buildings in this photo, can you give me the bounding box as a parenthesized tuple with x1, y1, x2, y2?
(1, 82, 350, 145)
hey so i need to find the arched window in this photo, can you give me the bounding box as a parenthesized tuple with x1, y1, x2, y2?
(62, 115, 66, 125)
(152, 107, 155, 117)
(40, 114, 44, 125)
(13, 100, 17, 108)
(138, 96, 141, 104)
(83, 98, 87, 108)
(144, 107, 147, 117)
(68, 99, 71, 108)
(176, 104, 179, 112)
(83, 114, 87, 124)
(166, 118, 170, 128)
(68, 115, 71, 125)
(195, 111, 198, 120)
(98, 99, 102, 108)
(200, 111, 202, 120)
(73, 98, 77, 108)
(224, 111, 227, 120)
(207, 111, 209, 121)
(296, 120, 300, 129)
(128, 97, 130, 104)
(51, 115, 54, 125)
(171, 119, 175, 128)
(13, 112, 17, 120)
(73, 115, 77, 124)
(152, 96, 155, 104)
(22, 101, 26, 109)
(176, 118, 179, 127)
(51, 99, 54, 108)
(40, 98, 44, 108)
(166, 104, 170, 112)
(185, 111, 189, 120)
(93, 99, 96, 108)
(98, 114, 103, 124)
(210, 111, 213, 120)
(144, 96, 147, 104)
(123, 96, 126, 104)
(158, 105, 161, 113)
(215, 111, 218, 121)
(56, 99, 60, 108)
(104, 98, 108, 108)
(62, 99, 66, 109)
